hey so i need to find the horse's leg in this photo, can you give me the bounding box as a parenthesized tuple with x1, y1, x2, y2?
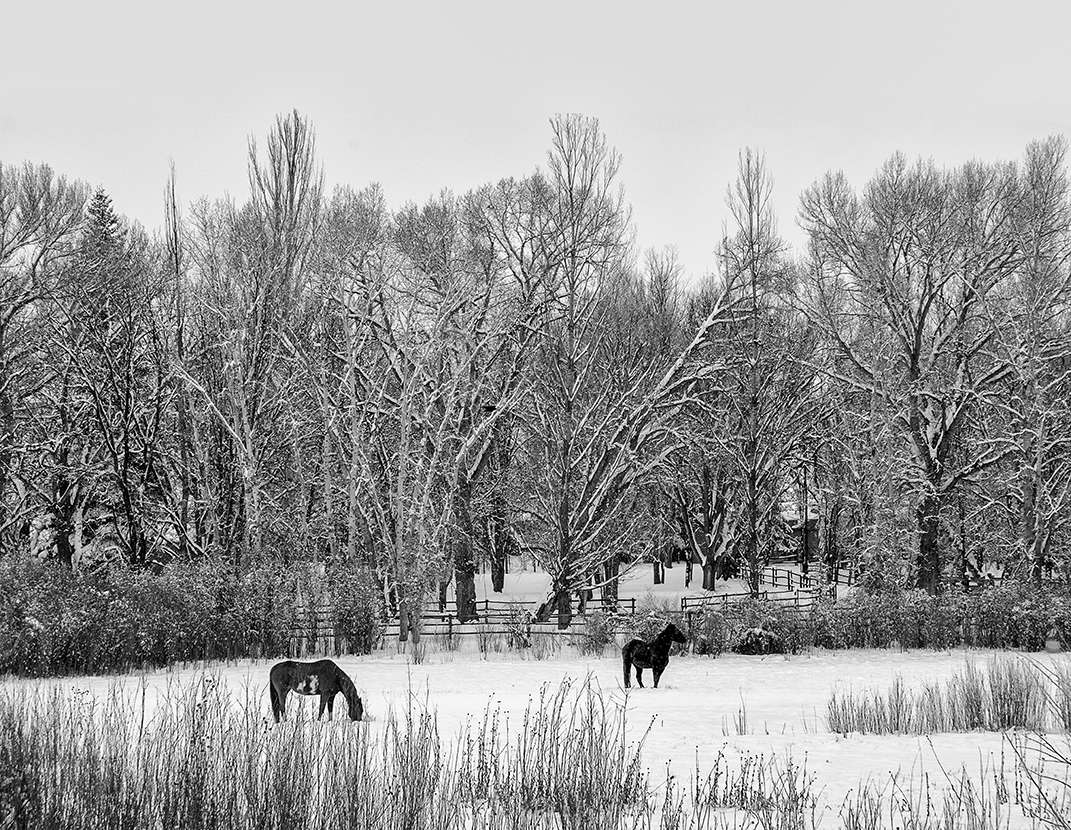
(635, 667, 645, 688)
(270, 683, 282, 723)
(277, 688, 289, 722)
(653, 665, 663, 688)
(318, 694, 328, 720)
(325, 693, 336, 721)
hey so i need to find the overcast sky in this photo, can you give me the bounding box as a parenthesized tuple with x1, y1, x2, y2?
(3, 1, 1069, 283)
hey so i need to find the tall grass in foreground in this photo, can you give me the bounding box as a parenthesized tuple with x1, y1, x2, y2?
(1007, 659, 1071, 830)
(825, 656, 1071, 829)
(827, 656, 1051, 735)
(839, 766, 1012, 830)
(0, 673, 1042, 830)
(0, 675, 656, 830)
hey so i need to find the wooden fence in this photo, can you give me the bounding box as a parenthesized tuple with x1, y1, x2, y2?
(679, 587, 829, 629)
(286, 566, 850, 654)
(286, 595, 640, 654)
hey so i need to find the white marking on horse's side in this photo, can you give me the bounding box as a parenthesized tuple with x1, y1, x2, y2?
(304, 674, 319, 694)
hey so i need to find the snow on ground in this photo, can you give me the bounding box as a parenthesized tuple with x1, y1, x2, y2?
(8, 644, 1067, 825)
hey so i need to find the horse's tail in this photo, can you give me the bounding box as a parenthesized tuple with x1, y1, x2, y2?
(622, 644, 633, 686)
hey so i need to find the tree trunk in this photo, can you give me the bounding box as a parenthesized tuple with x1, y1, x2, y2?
(916, 493, 942, 595)
(487, 487, 511, 592)
(453, 483, 478, 622)
(555, 586, 572, 630)
(399, 601, 423, 645)
(241, 474, 260, 568)
(0, 387, 13, 544)
(55, 512, 73, 570)
(455, 575, 476, 621)
(490, 545, 506, 593)
(345, 303, 360, 565)
(823, 499, 841, 582)
(488, 415, 513, 594)
(800, 464, 810, 575)
(72, 504, 84, 568)
(701, 560, 717, 591)
(1022, 467, 1044, 585)
(172, 239, 193, 562)
(320, 384, 339, 563)
(601, 558, 619, 610)
(958, 494, 971, 591)
(410, 604, 422, 645)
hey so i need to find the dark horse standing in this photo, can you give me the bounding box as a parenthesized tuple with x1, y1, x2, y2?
(622, 623, 688, 688)
(269, 659, 364, 722)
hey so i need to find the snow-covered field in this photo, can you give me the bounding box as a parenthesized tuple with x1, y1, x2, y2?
(5, 563, 1062, 824)
(9, 643, 1067, 826)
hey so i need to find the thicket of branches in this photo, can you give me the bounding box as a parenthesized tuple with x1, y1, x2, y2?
(2, 111, 1069, 635)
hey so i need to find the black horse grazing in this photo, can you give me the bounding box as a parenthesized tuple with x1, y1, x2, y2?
(622, 623, 688, 688)
(269, 659, 364, 723)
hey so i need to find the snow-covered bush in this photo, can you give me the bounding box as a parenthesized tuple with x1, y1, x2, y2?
(732, 627, 785, 655)
(726, 597, 815, 655)
(688, 598, 815, 656)
(327, 564, 385, 654)
(576, 610, 615, 655)
(0, 557, 387, 676)
(810, 601, 851, 650)
(689, 608, 730, 656)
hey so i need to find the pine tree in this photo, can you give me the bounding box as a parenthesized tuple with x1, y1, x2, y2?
(44, 188, 169, 569)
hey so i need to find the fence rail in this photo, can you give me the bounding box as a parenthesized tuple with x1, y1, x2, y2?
(680, 588, 821, 612)
(434, 596, 638, 620)
(763, 565, 854, 590)
(292, 596, 637, 628)
(285, 567, 846, 653)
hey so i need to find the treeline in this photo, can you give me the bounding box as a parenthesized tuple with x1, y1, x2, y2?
(1, 111, 1069, 633)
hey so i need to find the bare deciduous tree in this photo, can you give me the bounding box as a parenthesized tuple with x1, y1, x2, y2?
(800, 153, 1021, 593)
(185, 111, 324, 565)
(987, 136, 1071, 580)
(0, 164, 86, 552)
